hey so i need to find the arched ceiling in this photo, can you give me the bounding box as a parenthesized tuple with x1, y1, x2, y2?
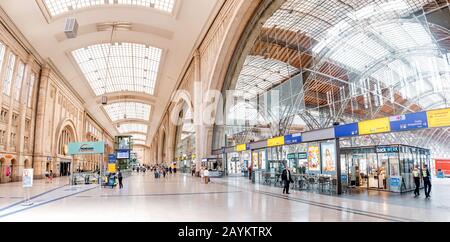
(0, 0, 223, 145)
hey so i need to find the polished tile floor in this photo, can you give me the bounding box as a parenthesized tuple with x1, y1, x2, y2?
(0, 173, 449, 222)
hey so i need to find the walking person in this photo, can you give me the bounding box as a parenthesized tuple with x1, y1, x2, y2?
(281, 166, 294, 195)
(423, 164, 432, 199)
(118, 169, 123, 189)
(204, 168, 210, 184)
(200, 167, 205, 183)
(413, 165, 421, 197)
(49, 170, 54, 183)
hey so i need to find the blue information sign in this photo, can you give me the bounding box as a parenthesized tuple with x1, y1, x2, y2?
(108, 154, 116, 163)
(389, 112, 428, 132)
(334, 123, 359, 138)
(284, 133, 302, 145)
(389, 177, 401, 187)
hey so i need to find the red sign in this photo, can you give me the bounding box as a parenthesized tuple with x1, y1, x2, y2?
(435, 159, 450, 175)
(5, 166, 10, 177)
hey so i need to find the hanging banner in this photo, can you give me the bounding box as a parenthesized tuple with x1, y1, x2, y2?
(334, 123, 359, 138)
(267, 136, 285, 147)
(358, 117, 391, 135)
(390, 112, 428, 132)
(284, 133, 302, 145)
(427, 108, 450, 128)
(68, 142, 105, 155)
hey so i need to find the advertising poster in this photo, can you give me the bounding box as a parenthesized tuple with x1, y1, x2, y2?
(320, 142, 336, 174)
(307, 145, 320, 171)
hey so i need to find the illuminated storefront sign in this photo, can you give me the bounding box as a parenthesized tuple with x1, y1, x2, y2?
(358, 118, 391, 135)
(68, 142, 105, 155)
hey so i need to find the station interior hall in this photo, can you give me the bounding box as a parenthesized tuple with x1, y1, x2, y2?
(0, 0, 450, 222)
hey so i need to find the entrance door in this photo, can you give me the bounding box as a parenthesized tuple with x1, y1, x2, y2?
(350, 154, 367, 188)
(377, 155, 389, 190)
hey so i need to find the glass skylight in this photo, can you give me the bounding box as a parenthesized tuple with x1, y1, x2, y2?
(72, 42, 162, 96)
(118, 123, 148, 134)
(43, 0, 175, 17)
(104, 102, 151, 122)
(133, 140, 146, 145)
(235, 55, 298, 100)
(130, 134, 147, 140)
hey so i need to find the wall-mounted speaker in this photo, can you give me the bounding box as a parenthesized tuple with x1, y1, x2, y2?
(64, 17, 79, 39)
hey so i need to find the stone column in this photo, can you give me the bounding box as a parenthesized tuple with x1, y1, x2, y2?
(32, 65, 51, 179)
(16, 55, 34, 181)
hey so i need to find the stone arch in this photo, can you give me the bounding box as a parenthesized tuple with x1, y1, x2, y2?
(11, 159, 18, 182)
(0, 158, 6, 183)
(24, 159, 31, 169)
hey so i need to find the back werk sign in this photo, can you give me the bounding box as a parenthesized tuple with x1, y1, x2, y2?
(68, 142, 105, 155)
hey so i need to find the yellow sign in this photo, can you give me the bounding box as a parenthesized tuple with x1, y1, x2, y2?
(236, 144, 247, 152)
(108, 164, 116, 173)
(427, 108, 450, 128)
(358, 117, 391, 135)
(267, 136, 285, 147)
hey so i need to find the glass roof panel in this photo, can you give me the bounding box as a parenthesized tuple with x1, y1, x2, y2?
(118, 123, 148, 134)
(72, 43, 162, 96)
(44, 0, 175, 16)
(133, 140, 146, 145)
(235, 55, 298, 100)
(373, 22, 434, 50)
(130, 134, 147, 140)
(104, 102, 151, 121)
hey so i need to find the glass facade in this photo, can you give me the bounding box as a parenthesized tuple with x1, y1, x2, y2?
(341, 145, 431, 193)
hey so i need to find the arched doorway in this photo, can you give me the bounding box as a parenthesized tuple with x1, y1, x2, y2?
(24, 159, 30, 169)
(57, 125, 76, 177)
(174, 102, 196, 173)
(11, 159, 18, 182)
(0, 158, 5, 183)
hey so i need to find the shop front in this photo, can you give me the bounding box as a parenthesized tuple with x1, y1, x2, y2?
(341, 145, 430, 193)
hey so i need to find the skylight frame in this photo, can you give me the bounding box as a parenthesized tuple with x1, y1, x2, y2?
(104, 102, 151, 122)
(72, 42, 162, 96)
(43, 0, 176, 17)
(118, 123, 148, 134)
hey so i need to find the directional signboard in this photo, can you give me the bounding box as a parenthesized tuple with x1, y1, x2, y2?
(335, 123, 359, 138)
(390, 112, 428, 132)
(358, 118, 391, 135)
(427, 108, 450, 128)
